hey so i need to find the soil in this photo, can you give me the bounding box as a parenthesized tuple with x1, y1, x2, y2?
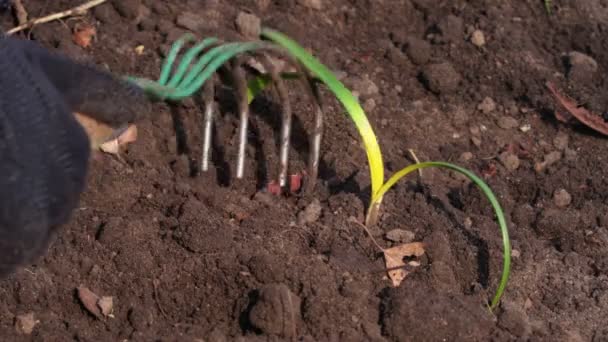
(1, 0, 608, 341)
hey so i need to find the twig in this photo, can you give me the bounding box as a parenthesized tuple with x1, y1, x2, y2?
(348, 217, 384, 253)
(12, 0, 28, 26)
(408, 148, 424, 178)
(6, 0, 108, 35)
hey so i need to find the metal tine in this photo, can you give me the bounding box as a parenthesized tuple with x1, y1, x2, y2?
(201, 75, 215, 172)
(300, 70, 324, 194)
(262, 50, 325, 194)
(257, 55, 293, 190)
(232, 58, 251, 180)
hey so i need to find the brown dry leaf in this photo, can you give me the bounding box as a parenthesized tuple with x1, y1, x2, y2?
(77, 286, 102, 319)
(97, 296, 114, 317)
(73, 112, 115, 150)
(99, 125, 138, 155)
(546, 81, 608, 135)
(73, 23, 96, 48)
(383, 242, 425, 287)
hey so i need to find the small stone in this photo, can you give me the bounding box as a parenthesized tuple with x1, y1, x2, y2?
(363, 98, 376, 112)
(535, 151, 562, 172)
(470, 30, 486, 47)
(520, 124, 531, 132)
(420, 62, 462, 94)
(566, 51, 598, 83)
(499, 152, 520, 171)
(176, 12, 204, 32)
(385, 229, 415, 243)
(112, 0, 141, 19)
(351, 75, 379, 99)
(15, 313, 37, 335)
(235, 11, 261, 39)
(497, 116, 519, 129)
(553, 189, 572, 208)
(477, 97, 496, 114)
(405, 37, 431, 65)
(297, 0, 322, 10)
(511, 249, 521, 258)
(460, 152, 473, 161)
(297, 199, 322, 225)
(471, 136, 482, 147)
(553, 132, 569, 150)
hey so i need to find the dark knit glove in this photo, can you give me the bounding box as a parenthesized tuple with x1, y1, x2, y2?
(0, 35, 149, 277)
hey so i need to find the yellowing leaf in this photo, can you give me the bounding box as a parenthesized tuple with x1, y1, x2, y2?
(383, 242, 425, 287)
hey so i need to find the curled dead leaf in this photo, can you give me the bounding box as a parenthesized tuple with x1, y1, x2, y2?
(383, 242, 425, 287)
(73, 23, 96, 48)
(99, 124, 138, 155)
(77, 286, 102, 319)
(546, 81, 608, 135)
(77, 286, 114, 319)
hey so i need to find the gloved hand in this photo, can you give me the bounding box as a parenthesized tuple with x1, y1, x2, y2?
(0, 34, 150, 277)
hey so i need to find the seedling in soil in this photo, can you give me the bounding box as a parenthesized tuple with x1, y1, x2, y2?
(126, 28, 511, 311)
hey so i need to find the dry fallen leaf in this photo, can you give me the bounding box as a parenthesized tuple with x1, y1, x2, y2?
(77, 286, 114, 319)
(73, 112, 115, 150)
(14, 313, 38, 335)
(134, 45, 145, 55)
(97, 296, 114, 317)
(73, 23, 96, 48)
(383, 242, 425, 287)
(99, 124, 138, 155)
(546, 81, 608, 136)
(77, 286, 103, 319)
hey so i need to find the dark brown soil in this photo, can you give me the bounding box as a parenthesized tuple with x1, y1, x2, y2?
(2, 0, 608, 341)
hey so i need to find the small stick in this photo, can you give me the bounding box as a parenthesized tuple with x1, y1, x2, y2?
(6, 0, 108, 35)
(12, 0, 28, 26)
(233, 60, 250, 180)
(259, 55, 293, 189)
(408, 148, 423, 178)
(348, 217, 384, 253)
(200, 78, 215, 172)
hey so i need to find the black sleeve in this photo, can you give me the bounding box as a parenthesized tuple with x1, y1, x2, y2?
(0, 37, 92, 277)
(12, 37, 151, 126)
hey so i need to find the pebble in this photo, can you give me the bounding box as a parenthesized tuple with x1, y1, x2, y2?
(297, 199, 322, 225)
(351, 75, 379, 99)
(535, 151, 562, 172)
(363, 98, 376, 112)
(553, 132, 569, 150)
(511, 249, 521, 258)
(470, 30, 486, 47)
(298, 0, 322, 10)
(112, 0, 141, 19)
(477, 97, 496, 114)
(385, 229, 415, 243)
(566, 51, 598, 83)
(405, 37, 431, 65)
(553, 189, 572, 207)
(499, 152, 520, 171)
(15, 313, 37, 335)
(176, 12, 204, 32)
(460, 151, 474, 161)
(235, 11, 261, 38)
(420, 62, 462, 94)
(497, 116, 519, 129)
